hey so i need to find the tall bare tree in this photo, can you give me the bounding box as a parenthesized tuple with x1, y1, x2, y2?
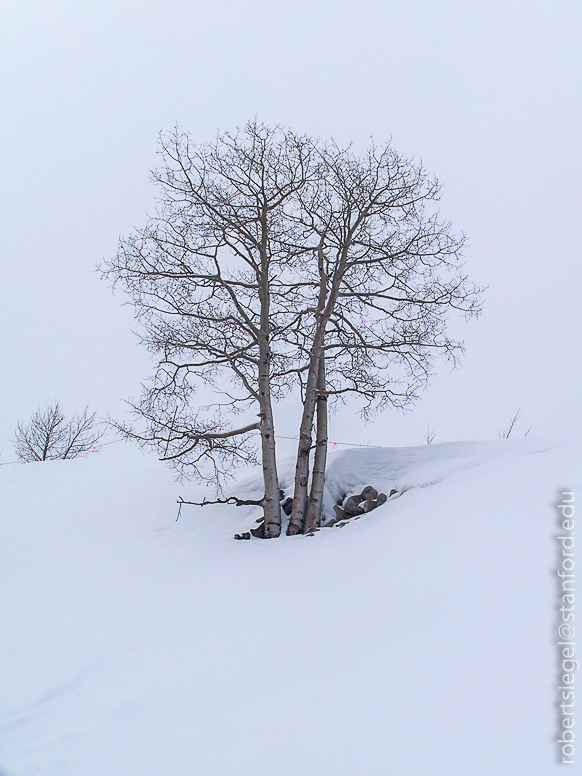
(102, 121, 320, 538)
(285, 140, 482, 534)
(104, 120, 482, 539)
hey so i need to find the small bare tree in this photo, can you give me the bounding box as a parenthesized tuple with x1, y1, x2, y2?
(14, 403, 104, 462)
(499, 410, 531, 439)
(499, 410, 521, 439)
(422, 425, 437, 445)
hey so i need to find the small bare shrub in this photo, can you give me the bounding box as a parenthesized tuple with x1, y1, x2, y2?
(14, 403, 105, 462)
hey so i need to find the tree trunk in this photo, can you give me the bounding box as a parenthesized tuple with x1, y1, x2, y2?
(287, 235, 351, 534)
(258, 349, 281, 538)
(257, 217, 281, 539)
(303, 355, 327, 534)
(287, 347, 322, 535)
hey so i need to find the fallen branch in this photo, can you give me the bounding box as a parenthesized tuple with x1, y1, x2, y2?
(176, 495, 263, 520)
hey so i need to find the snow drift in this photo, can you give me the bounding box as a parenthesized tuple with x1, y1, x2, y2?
(1, 435, 580, 775)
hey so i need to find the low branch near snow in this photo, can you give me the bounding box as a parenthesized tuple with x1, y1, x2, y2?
(176, 494, 263, 520)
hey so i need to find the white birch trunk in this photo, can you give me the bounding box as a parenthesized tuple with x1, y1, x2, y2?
(257, 226, 281, 538)
(286, 344, 323, 534)
(303, 355, 327, 534)
(258, 353, 281, 538)
(287, 232, 354, 534)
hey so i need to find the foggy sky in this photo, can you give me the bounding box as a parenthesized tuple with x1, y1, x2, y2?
(1, 0, 581, 461)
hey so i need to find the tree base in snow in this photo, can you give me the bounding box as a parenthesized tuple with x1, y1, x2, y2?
(234, 486, 397, 538)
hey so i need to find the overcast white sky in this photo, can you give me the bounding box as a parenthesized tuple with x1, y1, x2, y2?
(1, 0, 580, 460)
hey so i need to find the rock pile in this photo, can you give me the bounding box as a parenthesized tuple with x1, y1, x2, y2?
(324, 485, 396, 527)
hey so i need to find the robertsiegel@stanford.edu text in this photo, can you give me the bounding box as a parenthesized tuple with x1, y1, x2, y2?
(557, 491, 577, 764)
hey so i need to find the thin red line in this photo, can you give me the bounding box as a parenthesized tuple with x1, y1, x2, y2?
(275, 435, 382, 449)
(0, 434, 382, 465)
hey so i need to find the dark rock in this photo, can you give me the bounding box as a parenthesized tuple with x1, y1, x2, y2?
(360, 486, 378, 500)
(362, 492, 388, 512)
(234, 532, 251, 540)
(280, 496, 293, 516)
(389, 488, 397, 497)
(343, 494, 365, 516)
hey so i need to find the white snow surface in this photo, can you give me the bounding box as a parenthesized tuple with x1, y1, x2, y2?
(1, 436, 580, 775)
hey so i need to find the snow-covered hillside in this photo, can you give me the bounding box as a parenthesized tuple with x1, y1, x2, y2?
(1, 436, 580, 775)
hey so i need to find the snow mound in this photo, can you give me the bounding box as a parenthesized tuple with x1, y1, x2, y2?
(1, 436, 580, 775)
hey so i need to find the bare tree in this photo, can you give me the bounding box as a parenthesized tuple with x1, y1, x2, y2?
(14, 403, 104, 462)
(102, 121, 320, 538)
(422, 425, 437, 445)
(499, 409, 522, 439)
(103, 120, 482, 539)
(285, 140, 483, 534)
